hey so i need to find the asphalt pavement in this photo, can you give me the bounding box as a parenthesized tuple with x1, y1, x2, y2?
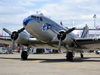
(0, 52, 100, 75)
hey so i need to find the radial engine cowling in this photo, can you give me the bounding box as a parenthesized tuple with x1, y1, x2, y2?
(11, 31, 29, 45)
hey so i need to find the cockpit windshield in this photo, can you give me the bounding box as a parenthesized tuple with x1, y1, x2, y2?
(28, 15, 43, 21)
(31, 15, 36, 18)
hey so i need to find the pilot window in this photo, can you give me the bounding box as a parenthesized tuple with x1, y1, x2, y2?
(31, 15, 36, 18)
(30, 15, 43, 21)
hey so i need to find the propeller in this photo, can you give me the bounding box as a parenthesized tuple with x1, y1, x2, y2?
(58, 37, 62, 52)
(2, 28, 12, 35)
(3, 27, 25, 51)
(57, 27, 76, 52)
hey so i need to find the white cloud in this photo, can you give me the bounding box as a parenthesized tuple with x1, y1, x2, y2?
(18, 1, 36, 6)
(35, 0, 100, 27)
(18, 0, 50, 1)
(0, 0, 100, 35)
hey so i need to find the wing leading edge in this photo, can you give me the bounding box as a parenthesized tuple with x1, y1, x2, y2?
(0, 37, 66, 51)
(29, 38, 66, 51)
(74, 38, 100, 50)
(0, 37, 12, 45)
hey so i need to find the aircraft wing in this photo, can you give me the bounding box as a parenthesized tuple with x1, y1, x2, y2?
(74, 38, 100, 50)
(0, 37, 12, 45)
(0, 37, 66, 50)
(1, 36, 100, 51)
(29, 38, 66, 50)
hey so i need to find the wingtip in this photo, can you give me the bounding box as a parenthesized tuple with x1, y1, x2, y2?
(74, 27, 76, 29)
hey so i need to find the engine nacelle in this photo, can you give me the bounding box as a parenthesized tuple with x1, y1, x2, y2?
(15, 31, 29, 45)
(57, 30, 75, 47)
(62, 34, 74, 47)
(57, 30, 66, 41)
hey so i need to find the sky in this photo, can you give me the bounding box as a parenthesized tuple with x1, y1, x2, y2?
(0, 0, 100, 35)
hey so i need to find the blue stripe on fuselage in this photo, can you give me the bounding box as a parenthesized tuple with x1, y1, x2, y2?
(23, 18, 40, 26)
(50, 24, 64, 32)
(42, 23, 65, 33)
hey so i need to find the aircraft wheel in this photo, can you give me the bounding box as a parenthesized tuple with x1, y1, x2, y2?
(96, 51, 99, 54)
(81, 53, 83, 58)
(18, 50, 20, 53)
(67, 52, 73, 61)
(21, 51, 28, 60)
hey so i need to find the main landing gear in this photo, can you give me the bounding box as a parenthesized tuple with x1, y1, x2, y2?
(66, 48, 74, 61)
(21, 51, 28, 60)
(66, 51, 84, 61)
(21, 46, 30, 60)
(66, 46, 84, 61)
(66, 52, 73, 61)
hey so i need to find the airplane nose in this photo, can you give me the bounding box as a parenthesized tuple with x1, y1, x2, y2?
(23, 18, 40, 26)
(23, 18, 33, 26)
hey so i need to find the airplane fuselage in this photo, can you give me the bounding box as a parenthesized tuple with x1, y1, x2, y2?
(23, 14, 77, 46)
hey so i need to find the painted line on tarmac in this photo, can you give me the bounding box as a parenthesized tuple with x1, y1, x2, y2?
(32, 60, 100, 71)
(47, 63, 100, 71)
(0, 56, 12, 59)
(1, 56, 100, 71)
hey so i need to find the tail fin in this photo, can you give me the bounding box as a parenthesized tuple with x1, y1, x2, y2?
(81, 25, 89, 38)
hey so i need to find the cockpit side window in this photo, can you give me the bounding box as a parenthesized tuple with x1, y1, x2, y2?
(37, 17, 39, 20)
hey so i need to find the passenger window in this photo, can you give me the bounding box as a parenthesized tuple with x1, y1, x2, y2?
(40, 17, 43, 21)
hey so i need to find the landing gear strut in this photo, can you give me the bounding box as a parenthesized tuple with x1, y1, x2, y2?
(17, 44, 21, 53)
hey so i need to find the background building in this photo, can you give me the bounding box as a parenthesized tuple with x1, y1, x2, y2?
(73, 30, 100, 38)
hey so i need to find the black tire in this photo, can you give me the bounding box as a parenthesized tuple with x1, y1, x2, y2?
(81, 54, 83, 58)
(67, 52, 73, 61)
(96, 51, 99, 54)
(21, 51, 28, 60)
(18, 50, 20, 53)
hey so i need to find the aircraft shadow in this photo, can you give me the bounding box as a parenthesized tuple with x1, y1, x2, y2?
(0, 56, 100, 62)
(72, 57, 100, 62)
(0, 57, 20, 60)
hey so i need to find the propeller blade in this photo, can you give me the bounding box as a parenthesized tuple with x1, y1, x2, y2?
(12, 38, 15, 51)
(3, 27, 25, 52)
(58, 38, 62, 52)
(11, 27, 25, 51)
(17, 27, 25, 34)
(63, 27, 76, 35)
(2, 28, 12, 35)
